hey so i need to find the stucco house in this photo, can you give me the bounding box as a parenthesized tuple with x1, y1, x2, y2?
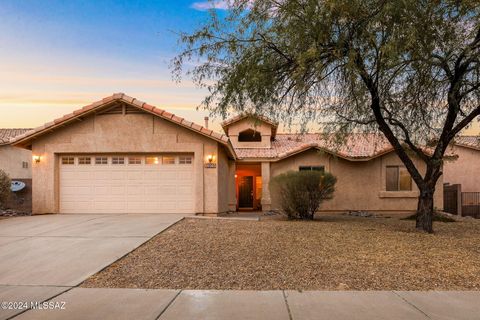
(444, 136, 480, 193)
(0, 129, 32, 180)
(0, 128, 32, 211)
(443, 136, 480, 217)
(12, 93, 443, 215)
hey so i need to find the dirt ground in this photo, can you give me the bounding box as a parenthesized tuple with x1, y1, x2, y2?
(82, 214, 480, 290)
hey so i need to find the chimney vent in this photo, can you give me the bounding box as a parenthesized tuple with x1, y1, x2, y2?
(204, 116, 209, 129)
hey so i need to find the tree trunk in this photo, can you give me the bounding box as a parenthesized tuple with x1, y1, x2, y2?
(416, 188, 434, 233)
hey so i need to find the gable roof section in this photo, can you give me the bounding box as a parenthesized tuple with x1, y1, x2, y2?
(11, 93, 232, 152)
(235, 133, 398, 161)
(0, 128, 32, 145)
(455, 136, 480, 151)
(221, 113, 278, 138)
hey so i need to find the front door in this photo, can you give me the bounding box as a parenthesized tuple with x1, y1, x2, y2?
(238, 176, 254, 208)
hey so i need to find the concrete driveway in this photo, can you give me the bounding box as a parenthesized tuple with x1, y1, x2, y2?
(0, 213, 185, 320)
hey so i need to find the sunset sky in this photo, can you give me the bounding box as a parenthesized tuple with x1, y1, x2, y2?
(0, 0, 225, 129)
(0, 0, 478, 134)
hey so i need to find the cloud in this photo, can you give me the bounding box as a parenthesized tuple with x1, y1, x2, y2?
(190, 1, 230, 11)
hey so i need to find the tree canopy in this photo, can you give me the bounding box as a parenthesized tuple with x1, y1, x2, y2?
(173, 0, 480, 232)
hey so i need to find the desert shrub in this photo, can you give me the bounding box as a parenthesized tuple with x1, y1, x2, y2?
(0, 170, 11, 209)
(270, 170, 336, 220)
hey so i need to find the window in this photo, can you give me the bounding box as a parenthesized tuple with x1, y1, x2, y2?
(386, 166, 412, 191)
(95, 157, 108, 165)
(112, 157, 125, 165)
(78, 157, 91, 165)
(128, 157, 142, 165)
(179, 156, 192, 164)
(145, 157, 159, 165)
(22, 161, 29, 169)
(238, 129, 262, 142)
(61, 157, 75, 165)
(162, 156, 175, 165)
(299, 166, 325, 172)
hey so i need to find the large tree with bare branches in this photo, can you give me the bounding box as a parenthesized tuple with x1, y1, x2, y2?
(173, 0, 480, 232)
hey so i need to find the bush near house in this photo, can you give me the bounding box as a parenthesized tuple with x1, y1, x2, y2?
(270, 171, 336, 220)
(0, 170, 11, 209)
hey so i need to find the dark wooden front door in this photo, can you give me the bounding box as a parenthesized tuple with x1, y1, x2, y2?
(238, 176, 254, 208)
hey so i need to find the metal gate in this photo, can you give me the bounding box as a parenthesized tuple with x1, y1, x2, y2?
(443, 184, 459, 215)
(461, 192, 480, 218)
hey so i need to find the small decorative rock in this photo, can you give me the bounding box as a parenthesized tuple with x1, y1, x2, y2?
(0, 209, 31, 217)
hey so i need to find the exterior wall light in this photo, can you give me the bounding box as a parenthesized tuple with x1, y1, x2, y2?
(205, 154, 216, 168)
(33, 155, 41, 163)
(206, 154, 216, 163)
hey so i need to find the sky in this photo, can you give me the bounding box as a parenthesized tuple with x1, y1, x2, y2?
(0, 0, 230, 130)
(0, 0, 478, 135)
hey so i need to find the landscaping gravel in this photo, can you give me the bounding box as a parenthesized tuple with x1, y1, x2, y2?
(82, 215, 480, 290)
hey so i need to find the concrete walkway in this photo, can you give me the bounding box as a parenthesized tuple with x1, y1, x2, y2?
(1, 214, 479, 319)
(0, 213, 185, 319)
(2, 288, 479, 320)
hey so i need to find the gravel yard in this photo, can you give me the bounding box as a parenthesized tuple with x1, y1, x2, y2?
(82, 215, 480, 290)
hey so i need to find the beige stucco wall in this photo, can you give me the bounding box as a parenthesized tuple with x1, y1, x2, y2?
(0, 145, 32, 179)
(29, 109, 230, 214)
(269, 149, 443, 212)
(217, 146, 232, 213)
(226, 118, 272, 148)
(444, 145, 480, 192)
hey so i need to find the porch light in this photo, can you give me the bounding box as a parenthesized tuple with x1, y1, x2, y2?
(33, 155, 41, 163)
(206, 154, 216, 163)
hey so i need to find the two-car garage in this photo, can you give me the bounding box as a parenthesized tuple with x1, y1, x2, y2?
(59, 154, 195, 214)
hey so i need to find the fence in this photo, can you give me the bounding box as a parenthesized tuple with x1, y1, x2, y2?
(443, 184, 460, 215)
(461, 192, 480, 218)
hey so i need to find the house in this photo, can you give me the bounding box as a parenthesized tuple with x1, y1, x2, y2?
(0, 128, 33, 211)
(444, 136, 480, 192)
(443, 136, 480, 217)
(12, 93, 443, 215)
(0, 129, 32, 180)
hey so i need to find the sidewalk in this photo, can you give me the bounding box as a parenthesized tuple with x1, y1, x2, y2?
(2, 287, 478, 320)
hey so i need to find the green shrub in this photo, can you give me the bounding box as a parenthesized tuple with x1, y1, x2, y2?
(0, 170, 11, 209)
(270, 170, 336, 220)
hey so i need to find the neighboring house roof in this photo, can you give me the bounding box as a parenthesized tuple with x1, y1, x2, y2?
(455, 136, 480, 151)
(11, 93, 234, 155)
(235, 133, 395, 161)
(221, 113, 279, 138)
(0, 128, 32, 145)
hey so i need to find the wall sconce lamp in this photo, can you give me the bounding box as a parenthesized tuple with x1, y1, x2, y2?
(33, 155, 41, 163)
(206, 154, 216, 163)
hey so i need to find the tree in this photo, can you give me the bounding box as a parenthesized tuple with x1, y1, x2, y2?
(0, 170, 11, 209)
(173, 0, 480, 232)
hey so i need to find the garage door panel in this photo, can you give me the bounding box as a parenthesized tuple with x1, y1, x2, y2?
(60, 154, 195, 214)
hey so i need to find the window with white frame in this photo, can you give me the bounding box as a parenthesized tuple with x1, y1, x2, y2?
(162, 156, 175, 165)
(128, 157, 142, 165)
(95, 157, 108, 165)
(61, 157, 75, 165)
(78, 157, 91, 165)
(22, 161, 29, 168)
(179, 156, 192, 164)
(112, 157, 125, 165)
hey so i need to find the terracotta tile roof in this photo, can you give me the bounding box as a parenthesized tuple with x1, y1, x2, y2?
(234, 133, 395, 160)
(11, 93, 230, 146)
(455, 136, 480, 150)
(221, 113, 278, 137)
(0, 128, 32, 145)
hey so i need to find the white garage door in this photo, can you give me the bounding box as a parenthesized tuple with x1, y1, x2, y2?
(59, 154, 195, 214)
